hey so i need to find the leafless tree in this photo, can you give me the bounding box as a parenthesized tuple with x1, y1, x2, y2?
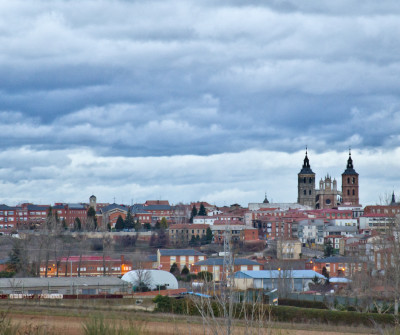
(190, 230, 273, 335)
(379, 215, 400, 315)
(101, 232, 112, 276)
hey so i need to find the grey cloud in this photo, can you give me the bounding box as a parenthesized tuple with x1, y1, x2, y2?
(0, 0, 399, 203)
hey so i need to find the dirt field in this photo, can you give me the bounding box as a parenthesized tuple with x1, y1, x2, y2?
(1, 302, 377, 335)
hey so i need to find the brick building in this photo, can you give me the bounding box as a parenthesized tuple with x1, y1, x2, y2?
(40, 255, 133, 277)
(167, 224, 209, 246)
(312, 256, 365, 277)
(192, 258, 262, 281)
(156, 249, 206, 271)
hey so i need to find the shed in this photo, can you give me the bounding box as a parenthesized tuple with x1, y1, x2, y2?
(234, 270, 326, 292)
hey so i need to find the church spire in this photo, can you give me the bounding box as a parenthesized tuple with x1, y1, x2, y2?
(303, 146, 310, 169)
(347, 148, 354, 169)
(300, 146, 313, 173)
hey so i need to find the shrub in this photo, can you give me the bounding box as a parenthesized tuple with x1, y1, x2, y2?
(278, 298, 327, 309)
(152, 296, 395, 327)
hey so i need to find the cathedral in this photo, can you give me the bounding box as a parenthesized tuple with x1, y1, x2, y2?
(297, 149, 360, 209)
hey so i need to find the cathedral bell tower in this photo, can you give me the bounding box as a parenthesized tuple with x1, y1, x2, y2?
(297, 148, 316, 208)
(341, 150, 359, 206)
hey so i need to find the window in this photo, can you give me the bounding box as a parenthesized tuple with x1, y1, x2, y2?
(347, 190, 350, 195)
(352, 177, 355, 184)
(309, 178, 312, 183)
(303, 177, 306, 183)
(309, 190, 312, 195)
(352, 189, 355, 196)
(304, 190, 306, 195)
(347, 177, 350, 184)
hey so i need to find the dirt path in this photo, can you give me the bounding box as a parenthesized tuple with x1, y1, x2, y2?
(8, 312, 376, 335)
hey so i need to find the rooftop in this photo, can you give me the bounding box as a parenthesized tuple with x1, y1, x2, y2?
(158, 249, 206, 256)
(194, 258, 261, 266)
(234, 270, 325, 280)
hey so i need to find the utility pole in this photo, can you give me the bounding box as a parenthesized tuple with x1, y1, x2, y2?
(222, 226, 234, 335)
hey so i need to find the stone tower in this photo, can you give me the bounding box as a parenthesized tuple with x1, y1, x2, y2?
(341, 150, 359, 206)
(298, 149, 316, 208)
(89, 195, 97, 211)
(316, 175, 341, 209)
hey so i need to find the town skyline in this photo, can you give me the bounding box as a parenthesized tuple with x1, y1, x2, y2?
(1, 1, 399, 208)
(0, 147, 398, 207)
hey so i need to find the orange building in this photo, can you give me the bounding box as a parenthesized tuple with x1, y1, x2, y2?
(312, 256, 365, 277)
(40, 255, 132, 277)
(191, 258, 262, 281)
(156, 249, 206, 271)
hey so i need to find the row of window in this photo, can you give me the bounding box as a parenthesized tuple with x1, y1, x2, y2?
(346, 189, 356, 196)
(0, 224, 14, 228)
(0, 211, 14, 215)
(0, 217, 14, 222)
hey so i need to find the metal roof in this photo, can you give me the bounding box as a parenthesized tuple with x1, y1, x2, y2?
(313, 256, 357, 263)
(234, 270, 326, 280)
(330, 277, 352, 283)
(0, 205, 16, 210)
(194, 258, 261, 266)
(100, 203, 129, 213)
(159, 249, 205, 256)
(27, 205, 49, 210)
(144, 205, 171, 210)
(0, 277, 126, 289)
(147, 255, 157, 262)
(68, 203, 86, 209)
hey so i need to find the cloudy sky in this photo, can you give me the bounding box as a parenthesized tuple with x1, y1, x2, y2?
(1, 0, 399, 206)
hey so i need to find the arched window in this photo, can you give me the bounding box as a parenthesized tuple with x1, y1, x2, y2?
(309, 190, 312, 195)
(309, 178, 312, 183)
(347, 190, 350, 196)
(304, 190, 306, 195)
(347, 177, 350, 184)
(303, 177, 306, 183)
(352, 177, 356, 184)
(353, 189, 355, 196)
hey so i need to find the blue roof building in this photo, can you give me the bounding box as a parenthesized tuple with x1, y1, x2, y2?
(234, 270, 326, 293)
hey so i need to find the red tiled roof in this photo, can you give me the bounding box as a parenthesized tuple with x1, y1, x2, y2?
(145, 200, 170, 206)
(59, 256, 120, 262)
(169, 224, 209, 229)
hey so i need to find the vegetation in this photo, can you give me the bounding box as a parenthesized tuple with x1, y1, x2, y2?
(153, 296, 395, 327)
(115, 215, 125, 231)
(198, 203, 207, 216)
(206, 227, 213, 244)
(324, 240, 334, 257)
(83, 314, 148, 335)
(189, 205, 197, 223)
(124, 211, 134, 229)
(86, 207, 97, 231)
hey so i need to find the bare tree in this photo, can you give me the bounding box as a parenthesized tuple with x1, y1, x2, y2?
(190, 229, 273, 335)
(378, 215, 400, 315)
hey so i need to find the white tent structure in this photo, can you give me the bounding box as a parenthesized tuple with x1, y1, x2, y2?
(121, 269, 178, 290)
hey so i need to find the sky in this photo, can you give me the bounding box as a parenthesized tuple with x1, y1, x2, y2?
(0, 0, 400, 207)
